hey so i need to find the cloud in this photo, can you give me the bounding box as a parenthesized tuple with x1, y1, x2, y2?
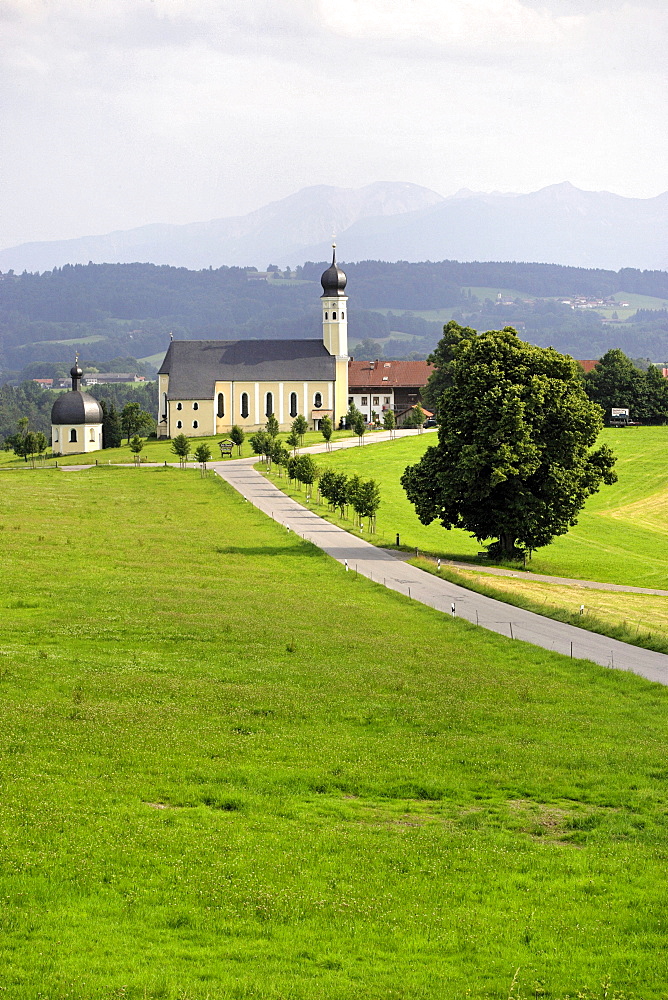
(0, 0, 665, 248)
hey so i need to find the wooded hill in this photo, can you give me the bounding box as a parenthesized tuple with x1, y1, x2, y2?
(0, 260, 666, 375)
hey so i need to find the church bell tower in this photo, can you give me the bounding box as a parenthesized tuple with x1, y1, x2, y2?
(320, 245, 348, 358)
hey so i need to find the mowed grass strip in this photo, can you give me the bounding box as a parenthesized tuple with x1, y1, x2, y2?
(2, 468, 668, 998)
(305, 426, 668, 588)
(414, 559, 668, 654)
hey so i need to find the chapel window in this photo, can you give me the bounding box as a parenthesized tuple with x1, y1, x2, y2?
(314, 392, 322, 409)
(90, 428, 95, 441)
(265, 392, 273, 418)
(54, 429, 59, 442)
(241, 393, 249, 419)
(217, 393, 225, 418)
(70, 429, 77, 442)
(325, 312, 328, 320)
(176, 402, 182, 411)
(193, 402, 199, 411)
(341, 312, 344, 319)
(193, 421, 198, 429)
(176, 420, 182, 429)
(332, 312, 337, 320)
(289, 392, 298, 418)
(162, 392, 167, 419)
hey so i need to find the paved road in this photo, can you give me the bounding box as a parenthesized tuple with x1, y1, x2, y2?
(214, 457, 668, 687)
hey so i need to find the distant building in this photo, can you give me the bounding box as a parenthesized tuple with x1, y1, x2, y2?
(32, 378, 53, 387)
(576, 359, 599, 374)
(82, 373, 145, 385)
(347, 359, 433, 423)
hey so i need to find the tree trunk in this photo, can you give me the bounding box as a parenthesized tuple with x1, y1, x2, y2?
(499, 531, 516, 558)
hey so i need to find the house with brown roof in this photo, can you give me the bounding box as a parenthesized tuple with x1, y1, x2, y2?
(348, 359, 433, 424)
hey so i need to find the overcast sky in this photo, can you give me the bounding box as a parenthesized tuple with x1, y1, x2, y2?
(1, 0, 665, 249)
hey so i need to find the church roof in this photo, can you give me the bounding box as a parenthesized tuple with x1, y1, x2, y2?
(51, 390, 103, 425)
(159, 339, 337, 398)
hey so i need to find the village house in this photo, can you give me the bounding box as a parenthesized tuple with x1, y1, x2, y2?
(347, 359, 434, 424)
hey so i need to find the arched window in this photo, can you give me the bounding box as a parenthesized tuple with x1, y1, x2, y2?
(162, 392, 167, 419)
(70, 428, 77, 443)
(193, 402, 199, 411)
(325, 312, 328, 320)
(176, 420, 182, 429)
(176, 402, 182, 411)
(241, 393, 249, 419)
(90, 428, 95, 441)
(289, 392, 298, 418)
(314, 392, 322, 409)
(217, 393, 225, 418)
(332, 311, 337, 320)
(193, 420, 198, 429)
(341, 311, 345, 319)
(265, 392, 273, 418)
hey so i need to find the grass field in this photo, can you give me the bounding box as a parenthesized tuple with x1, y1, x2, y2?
(2, 468, 668, 997)
(303, 427, 668, 589)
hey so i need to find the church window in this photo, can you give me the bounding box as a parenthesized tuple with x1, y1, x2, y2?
(314, 392, 322, 409)
(341, 311, 344, 319)
(54, 429, 59, 442)
(193, 421, 198, 429)
(176, 420, 182, 429)
(193, 402, 199, 411)
(265, 392, 273, 417)
(332, 312, 337, 320)
(176, 402, 182, 411)
(217, 393, 225, 418)
(325, 312, 328, 320)
(162, 392, 167, 419)
(70, 428, 77, 443)
(289, 392, 298, 418)
(90, 428, 95, 441)
(241, 393, 249, 419)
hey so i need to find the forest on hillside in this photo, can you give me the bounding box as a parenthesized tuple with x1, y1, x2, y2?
(0, 260, 666, 377)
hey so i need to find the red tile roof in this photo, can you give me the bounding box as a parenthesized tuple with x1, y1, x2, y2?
(576, 359, 599, 373)
(348, 359, 433, 389)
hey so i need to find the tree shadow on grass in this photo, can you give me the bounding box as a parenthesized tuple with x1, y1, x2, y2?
(214, 545, 322, 558)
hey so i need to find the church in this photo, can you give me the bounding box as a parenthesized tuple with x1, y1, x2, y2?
(156, 250, 349, 438)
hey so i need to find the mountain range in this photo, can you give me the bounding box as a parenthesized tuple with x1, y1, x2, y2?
(1, 181, 666, 274)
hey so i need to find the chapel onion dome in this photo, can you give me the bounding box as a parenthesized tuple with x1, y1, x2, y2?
(320, 245, 347, 297)
(51, 390, 103, 426)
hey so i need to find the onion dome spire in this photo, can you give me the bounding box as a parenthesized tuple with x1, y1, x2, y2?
(70, 354, 83, 391)
(320, 244, 347, 297)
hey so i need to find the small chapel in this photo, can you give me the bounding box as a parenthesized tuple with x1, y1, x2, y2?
(156, 249, 349, 437)
(51, 359, 104, 456)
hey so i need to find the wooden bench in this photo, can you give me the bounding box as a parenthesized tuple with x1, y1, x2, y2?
(219, 440, 234, 458)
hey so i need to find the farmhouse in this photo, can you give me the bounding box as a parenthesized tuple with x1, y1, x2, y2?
(348, 359, 433, 424)
(156, 250, 349, 437)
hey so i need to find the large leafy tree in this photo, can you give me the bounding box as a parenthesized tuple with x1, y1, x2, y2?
(401, 326, 617, 559)
(584, 349, 668, 424)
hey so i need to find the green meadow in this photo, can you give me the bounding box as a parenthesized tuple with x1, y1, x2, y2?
(308, 427, 668, 589)
(0, 426, 372, 469)
(2, 467, 668, 998)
